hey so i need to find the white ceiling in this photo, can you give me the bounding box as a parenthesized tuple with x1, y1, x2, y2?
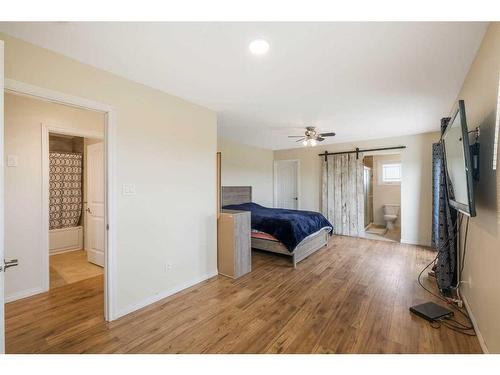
(0, 22, 488, 149)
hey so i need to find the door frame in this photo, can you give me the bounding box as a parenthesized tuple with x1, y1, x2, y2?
(5, 79, 117, 322)
(1, 40, 5, 354)
(273, 159, 301, 209)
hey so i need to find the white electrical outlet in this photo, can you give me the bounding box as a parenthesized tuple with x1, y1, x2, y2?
(165, 263, 173, 271)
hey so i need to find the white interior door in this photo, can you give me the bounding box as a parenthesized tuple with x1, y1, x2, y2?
(274, 160, 299, 209)
(0, 40, 5, 354)
(85, 142, 105, 267)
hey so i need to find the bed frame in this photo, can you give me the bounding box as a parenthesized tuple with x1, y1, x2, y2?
(221, 186, 330, 268)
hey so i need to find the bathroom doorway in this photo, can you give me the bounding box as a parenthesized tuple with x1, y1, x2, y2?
(46, 131, 105, 289)
(3, 90, 108, 313)
(360, 153, 401, 242)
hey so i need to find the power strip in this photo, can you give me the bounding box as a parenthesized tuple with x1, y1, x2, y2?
(449, 298, 463, 308)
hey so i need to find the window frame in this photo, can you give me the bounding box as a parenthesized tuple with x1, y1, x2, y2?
(378, 161, 402, 185)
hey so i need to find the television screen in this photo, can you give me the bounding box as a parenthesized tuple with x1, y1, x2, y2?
(442, 100, 476, 217)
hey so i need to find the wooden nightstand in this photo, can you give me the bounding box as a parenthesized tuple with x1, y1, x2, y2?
(217, 210, 251, 278)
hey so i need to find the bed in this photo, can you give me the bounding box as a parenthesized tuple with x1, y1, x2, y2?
(221, 186, 333, 267)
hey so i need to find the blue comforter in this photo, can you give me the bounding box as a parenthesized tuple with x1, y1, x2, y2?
(222, 202, 333, 252)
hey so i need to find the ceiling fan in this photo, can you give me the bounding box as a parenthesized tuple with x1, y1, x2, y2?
(288, 126, 336, 147)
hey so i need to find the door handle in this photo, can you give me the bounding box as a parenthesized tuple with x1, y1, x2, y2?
(293, 197, 298, 200)
(1, 259, 19, 272)
(86, 208, 92, 214)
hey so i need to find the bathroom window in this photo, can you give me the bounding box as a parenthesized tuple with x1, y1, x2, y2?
(381, 163, 402, 184)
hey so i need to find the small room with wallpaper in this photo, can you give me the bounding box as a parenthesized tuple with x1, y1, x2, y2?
(0, 15, 500, 361)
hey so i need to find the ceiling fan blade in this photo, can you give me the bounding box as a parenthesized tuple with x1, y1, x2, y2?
(295, 137, 306, 142)
(317, 137, 325, 141)
(319, 132, 336, 137)
(288, 135, 305, 138)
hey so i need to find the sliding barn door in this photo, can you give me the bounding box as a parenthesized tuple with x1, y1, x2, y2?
(321, 153, 364, 237)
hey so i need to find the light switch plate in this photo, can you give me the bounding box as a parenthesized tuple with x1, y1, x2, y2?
(7, 155, 19, 167)
(122, 184, 136, 196)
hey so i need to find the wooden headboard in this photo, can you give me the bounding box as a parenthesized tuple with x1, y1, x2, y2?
(221, 186, 252, 207)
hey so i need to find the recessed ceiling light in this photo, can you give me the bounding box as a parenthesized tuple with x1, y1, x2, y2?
(249, 39, 270, 55)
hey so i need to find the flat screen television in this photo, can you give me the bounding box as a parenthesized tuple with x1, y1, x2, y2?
(442, 100, 476, 217)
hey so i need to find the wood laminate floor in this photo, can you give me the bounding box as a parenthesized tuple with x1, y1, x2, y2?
(5, 236, 481, 353)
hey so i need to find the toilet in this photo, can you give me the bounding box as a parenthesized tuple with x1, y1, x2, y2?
(383, 204, 400, 230)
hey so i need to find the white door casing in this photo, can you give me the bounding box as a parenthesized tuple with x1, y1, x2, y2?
(0, 40, 5, 353)
(86, 142, 105, 267)
(274, 160, 300, 209)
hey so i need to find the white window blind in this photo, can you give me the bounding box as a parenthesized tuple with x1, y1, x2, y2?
(382, 163, 402, 183)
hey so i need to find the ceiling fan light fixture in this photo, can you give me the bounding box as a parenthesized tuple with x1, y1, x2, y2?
(249, 39, 270, 55)
(291, 126, 335, 147)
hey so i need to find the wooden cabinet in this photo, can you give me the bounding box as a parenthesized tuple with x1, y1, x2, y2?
(217, 210, 251, 278)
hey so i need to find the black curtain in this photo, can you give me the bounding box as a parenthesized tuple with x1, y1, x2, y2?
(432, 117, 458, 292)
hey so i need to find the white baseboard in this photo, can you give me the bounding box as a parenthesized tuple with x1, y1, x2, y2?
(400, 238, 431, 247)
(114, 270, 219, 320)
(5, 285, 46, 303)
(49, 248, 82, 256)
(462, 293, 489, 354)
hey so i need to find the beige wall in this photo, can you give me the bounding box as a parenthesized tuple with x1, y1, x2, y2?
(372, 154, 402, 226)
(1, 33, 218, 316)
(218, 138, 274, 207)
(455, 23, 500, 353)
(274, 132, 439, 246)
(4, 92, 104, 300)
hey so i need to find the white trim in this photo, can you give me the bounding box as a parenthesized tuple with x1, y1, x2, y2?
(462, 293, 489, 354)
(400, 238, 431, 247)
(115, 270, 218, 320)
(5, 79, 118, 321)
(0, 40, 5, 354)
(5, 286, 45, 303)
(44, 125, 103, 139)
(273, 159, 301, 209)
(49, 248, 83, 256)
(105, 110, 118, 321)
(492, 75, 500, 170)
(4, 79, 112, 113)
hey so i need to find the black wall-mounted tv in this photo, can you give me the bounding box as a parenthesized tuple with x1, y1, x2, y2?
(442, 100, 476, 217)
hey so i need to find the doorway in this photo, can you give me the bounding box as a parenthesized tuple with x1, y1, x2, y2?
(1, 78, 117, 336)
(4, 92, 106, 299)
(360, 154, 402, 242)
(46, 131, 105, 290)
(274, 160, 300, 209)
